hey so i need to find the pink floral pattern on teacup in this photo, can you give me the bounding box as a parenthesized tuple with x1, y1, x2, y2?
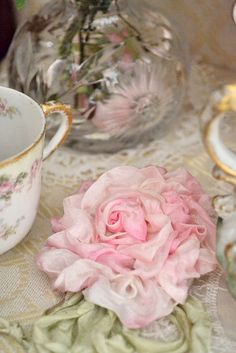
(0, 216, 25, 240)
(0, 97, 19, 118)
(0, 158, 41, 207)
(29, 159, 42, 187)
(0, 172, 27, 201)
(0, 181, 14, 194)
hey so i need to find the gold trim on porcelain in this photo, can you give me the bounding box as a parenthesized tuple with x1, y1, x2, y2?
(212, 165, 236, 186)
(204, 113, 236, 178)
(0, 102, 73, 168)
(41, 103, 73, 160)
(204, 84, 236, 177)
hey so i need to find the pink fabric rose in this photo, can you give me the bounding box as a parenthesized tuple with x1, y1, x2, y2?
(37, 166, 216, 328)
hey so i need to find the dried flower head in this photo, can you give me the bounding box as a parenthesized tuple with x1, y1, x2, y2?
(92, 59, 179, 136)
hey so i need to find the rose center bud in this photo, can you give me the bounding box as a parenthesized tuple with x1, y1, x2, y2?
(133, 94, 152, 114)
(109, 211, 120, 225)
(103, 198, 148, 241)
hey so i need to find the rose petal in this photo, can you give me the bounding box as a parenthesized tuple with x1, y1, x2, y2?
(37, 248, 78, 278)
(196, 248, 217, 274)
(119, 220, 173, 263)
(84, 275, 174, 328)
(50, 210, 95, 244)
(81, 166, 161, 212)
(54, 259, 114, 292)
(158, 236, 201, 303)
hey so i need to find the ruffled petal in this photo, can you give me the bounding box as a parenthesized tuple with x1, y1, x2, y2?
(158, 236, 201, 303)
(54, 259, 114, 292)
(81, 166, 160, 212)
(84, 275, 174, 328)
(37, 248, 78, 278)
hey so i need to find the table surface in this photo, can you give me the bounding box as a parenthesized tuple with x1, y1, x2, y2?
(0, 61, 236, 353)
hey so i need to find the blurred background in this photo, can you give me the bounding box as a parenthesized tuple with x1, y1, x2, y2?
(0, 0, 16, 60)
(1, 0, 236, 152)
(1, 0, 236, 70)
(0, 0, 49, 61)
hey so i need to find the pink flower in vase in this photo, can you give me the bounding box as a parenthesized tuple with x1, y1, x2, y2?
(106, 29, 135, 69)
(92, 60, 174, 135)
(106, 31, 129, 45)
(37, 166, 216, 329)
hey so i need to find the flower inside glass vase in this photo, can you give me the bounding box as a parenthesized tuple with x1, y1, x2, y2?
(8, 0, 186, 151)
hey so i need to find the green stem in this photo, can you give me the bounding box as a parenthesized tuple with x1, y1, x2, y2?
(15, 0, 26, 10)
(59, 0, 113, 60)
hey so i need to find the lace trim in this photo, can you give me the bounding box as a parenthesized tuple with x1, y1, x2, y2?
(139, 317, 180, 342)
(192, 267, 236, 353)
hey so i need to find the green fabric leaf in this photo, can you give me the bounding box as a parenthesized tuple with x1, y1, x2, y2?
(0, 294, 211, 353)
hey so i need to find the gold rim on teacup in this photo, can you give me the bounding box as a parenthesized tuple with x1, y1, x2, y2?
(204, 84, 236, 178)
(0, 101, 73, 168)
(41, 102, 73, 160)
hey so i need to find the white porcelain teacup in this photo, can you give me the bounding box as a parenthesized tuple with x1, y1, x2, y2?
(0, 86, 72, 254)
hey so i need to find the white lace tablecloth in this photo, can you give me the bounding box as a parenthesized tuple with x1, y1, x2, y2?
(0, 62, 236, 352)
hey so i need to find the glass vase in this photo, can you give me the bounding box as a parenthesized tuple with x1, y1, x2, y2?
(7, 0, 188, 152)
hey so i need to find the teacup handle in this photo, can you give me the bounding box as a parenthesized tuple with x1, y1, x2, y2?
(204, 84, 236, 177)
(41, 103, 73, 160)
